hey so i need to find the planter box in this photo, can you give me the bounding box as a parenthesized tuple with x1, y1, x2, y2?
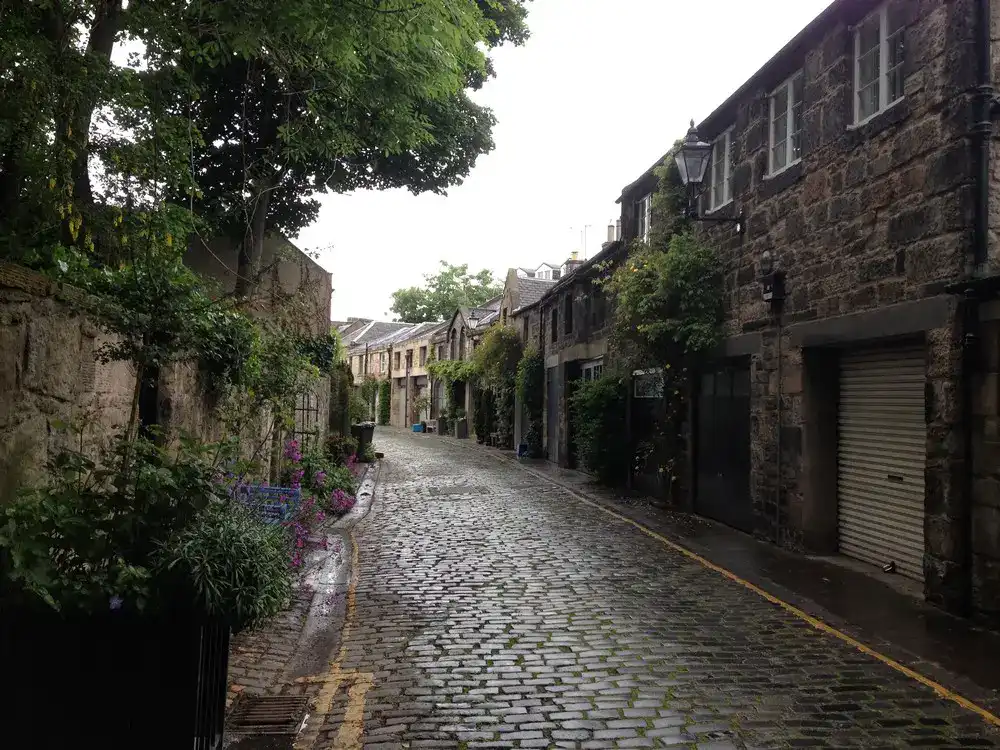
(2, 611, 230, 747)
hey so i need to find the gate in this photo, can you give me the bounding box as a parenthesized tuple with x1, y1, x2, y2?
(293, 391, 320, 449)
(695, 362, 752, 532)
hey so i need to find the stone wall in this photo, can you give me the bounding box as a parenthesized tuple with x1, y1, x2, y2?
(972, 312, 1000, 626)
(685, 0, 974, 610)
(0, 263, 134, 479)
(186, 234, 333, 338)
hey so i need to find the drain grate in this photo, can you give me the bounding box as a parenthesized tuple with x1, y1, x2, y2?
(227, 695, 309, 735)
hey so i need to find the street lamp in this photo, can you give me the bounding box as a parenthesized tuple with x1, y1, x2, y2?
(674, 120, 746, 235)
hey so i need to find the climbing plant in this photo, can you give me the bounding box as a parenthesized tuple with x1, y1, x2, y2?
(593, 153, 724, 495)
(568, 376, 628, 485)
(472, 325, 522, 447)
(377, 380, 391, 425)
(515, 347, 544, 457)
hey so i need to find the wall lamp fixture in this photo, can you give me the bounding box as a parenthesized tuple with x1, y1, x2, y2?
(674, 120, 746, 236)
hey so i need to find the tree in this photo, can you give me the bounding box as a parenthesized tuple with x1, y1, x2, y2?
(167, 0, 531, 297)
(0, 0, 531, 287)
(391, 261, 503, 323)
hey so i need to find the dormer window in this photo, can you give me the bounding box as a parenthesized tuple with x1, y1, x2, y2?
(637, 193, 652, 243)
(854, 3, 905, 124)
(708, 128, 733, 212)
(769, 72, 803, 175)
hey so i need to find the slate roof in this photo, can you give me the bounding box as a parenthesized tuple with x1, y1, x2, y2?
(514, 276, 556, 312)
(346, 320, 411, 347)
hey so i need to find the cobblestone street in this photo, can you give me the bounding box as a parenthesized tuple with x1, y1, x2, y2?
(304, 430, 1000, 749)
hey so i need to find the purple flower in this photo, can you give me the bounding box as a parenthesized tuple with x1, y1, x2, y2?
(109, 595, 123, 611)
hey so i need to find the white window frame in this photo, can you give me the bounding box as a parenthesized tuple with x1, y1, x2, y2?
(768, 72, 803, 176)
(637, 193, 652, 243)
(708, 128, 733, 212)
(582, 358, 603, 382)
(853, 3, 905, 125)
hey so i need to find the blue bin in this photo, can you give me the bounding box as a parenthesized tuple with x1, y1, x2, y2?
(412, 423, 424, 433)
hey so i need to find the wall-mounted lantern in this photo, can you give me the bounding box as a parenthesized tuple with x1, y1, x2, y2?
(674, 120, 746, 236)
(760, 250, 786, 312)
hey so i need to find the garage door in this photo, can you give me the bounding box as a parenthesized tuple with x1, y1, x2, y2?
(838, 347, 926, 581)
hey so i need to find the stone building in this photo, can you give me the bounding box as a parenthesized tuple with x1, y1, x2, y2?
(383, 322, 445, 428)
(511, 250, 618, 466)
(432, 298, 502, 433)
(613, 0, 1000, 621)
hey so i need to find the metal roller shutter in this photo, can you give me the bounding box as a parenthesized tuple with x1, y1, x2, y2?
(837, 347, 926, 581)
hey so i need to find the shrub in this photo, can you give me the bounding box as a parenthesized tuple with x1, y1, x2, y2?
(324, 434, 358, 466)
(569, 376, 629, 485)
(378, 380, 391, 425)
(0, 435, 292, 631)
(154, 501, 291, 632)
(516, 347, 544, 457)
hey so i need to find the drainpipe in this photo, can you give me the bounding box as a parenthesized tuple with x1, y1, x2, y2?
(973, 0, 994, 272)
(955, 0, 995, 614)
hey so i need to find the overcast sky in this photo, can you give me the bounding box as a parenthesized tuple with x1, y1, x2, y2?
(296, 0, 835, 322)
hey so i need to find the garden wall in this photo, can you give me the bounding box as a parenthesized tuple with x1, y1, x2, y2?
(0, 262, 134, 479)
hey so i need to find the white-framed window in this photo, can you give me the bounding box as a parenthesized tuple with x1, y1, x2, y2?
(582, 358, 603, 382)
(854, 3, 905, 124)
(637, 193, 652, 242)
(769, 72, 804, 175)
(709, 129, 733, 211)
(632, 368, 664, 399)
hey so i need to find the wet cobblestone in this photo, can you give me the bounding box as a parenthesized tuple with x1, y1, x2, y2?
(319, 430, 1000, 749)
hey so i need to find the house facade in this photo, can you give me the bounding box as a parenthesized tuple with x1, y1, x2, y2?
(612, 0, 1000, 620)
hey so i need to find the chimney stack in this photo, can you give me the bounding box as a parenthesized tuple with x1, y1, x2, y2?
(607, 223, 615, 243)
(615, 219, 622, 240)
(571, 250, 579, 261)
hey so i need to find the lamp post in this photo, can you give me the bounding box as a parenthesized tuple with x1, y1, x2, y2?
(674, 120, 746, 235)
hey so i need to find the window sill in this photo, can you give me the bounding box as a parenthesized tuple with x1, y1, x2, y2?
(850, 97, 905, 130)
(759, 160, 804, 201)
(765, 159, 801, 181)
(843, 97, 909, 149)
(706, 199, 733, 216)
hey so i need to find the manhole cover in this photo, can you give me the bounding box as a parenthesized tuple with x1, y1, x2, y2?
(228, 696, 308, 735)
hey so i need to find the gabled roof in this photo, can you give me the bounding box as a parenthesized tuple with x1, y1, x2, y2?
(514, 276, 556, 312)
(346, 320, 411, 348)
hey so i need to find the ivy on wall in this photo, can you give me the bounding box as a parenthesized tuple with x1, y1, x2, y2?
(587, 152, 724, 492)
(377, 379, 391, 425)
(515, 346, 543, 457)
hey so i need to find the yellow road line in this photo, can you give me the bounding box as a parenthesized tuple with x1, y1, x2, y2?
(296, 530, 370, 749)
(334, 672, 374, 749)
(517, 464, 1000, 729)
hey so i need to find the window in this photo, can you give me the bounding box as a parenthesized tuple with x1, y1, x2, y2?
(419, 346, 427, 366)
(550, 308, 558, 343)
(582, 358, 603, 382)
(522, 316, 529, 340)
(501, 308, 508, 325)
(380, 352, 386, 372)
(405, 350, 413, 370)
(436, 345, 443, 360)
(855, 3, 905, 124)
(769, 73, 803, 175)
(394, 351, 401, 369)
(637, 193, 652, 242)
(552, 269, 562, 280)
(709, 129, 733, 211)
(564, 294, 573, 335)
(633, 368, 664, 399)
